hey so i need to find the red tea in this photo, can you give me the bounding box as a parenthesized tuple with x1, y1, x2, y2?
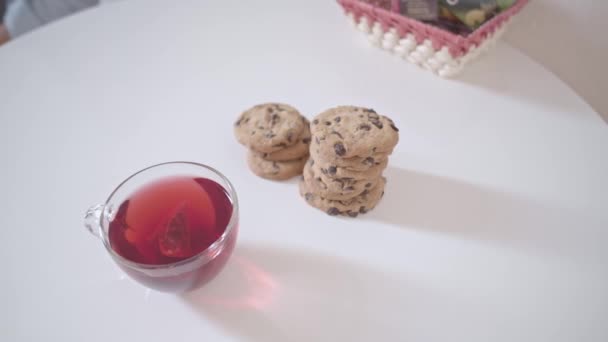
(108, 176, 236, 291)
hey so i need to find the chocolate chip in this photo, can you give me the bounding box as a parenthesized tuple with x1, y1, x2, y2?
(364, 108, 377, 114)
(267, 107, 273, 113)
(262, 153, 268, 158)
(330, 131, 344, 139)
(272, 162, 279, 170)
(310, 159, 315, 166)
(328, 166, 337, 175)
(235, 118, 242, 126)
(244, 117, 250, 123)
(371, 119, 383, 129)
(315, 177, 322, 182)
(315, 137, 320, 145)
(327, 207, 340, 216)
(359, 114, 364, 118)
(287, 131, 293, 143)
(390, 123, 399, 132)
(344, 186, 355, 191)
(363, 157, 374, 165)
(320, 168, 328, 175)
(365, 182, 372, 188)
(302, 137, 311, 144)
(265, 132, 276, 138)
(334, 116, 341, 123)
(251, 130, 256, 135)
(270, 113, 280, 126)
(359, 206, 367, 214)
(313, 119, 319, 125)
(346, 211, 358, 218)
(358, 124, 371, 131)
(361, 189, 369, 196)
(324, 121, 331, 126)
(334, 142, 346, 156)
(305, 192, 313, 201)
(381, 191, 385, 197)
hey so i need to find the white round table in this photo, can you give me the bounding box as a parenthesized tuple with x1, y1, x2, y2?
(1, 1, 607, 341)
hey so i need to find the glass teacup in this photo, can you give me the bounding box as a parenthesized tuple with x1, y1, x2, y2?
(84, 162, 239, 293)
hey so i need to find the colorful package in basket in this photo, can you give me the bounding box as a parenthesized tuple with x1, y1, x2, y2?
(439, 0, 517, 29)
(400, 0, 438, 21)
(361, 0, 438, 20)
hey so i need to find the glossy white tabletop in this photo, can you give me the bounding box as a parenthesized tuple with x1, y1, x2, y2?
(1, 0, 607, 341)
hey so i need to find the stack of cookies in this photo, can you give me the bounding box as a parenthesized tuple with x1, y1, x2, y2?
(234, 103, 311, 180)
(299, 106, 399, 217)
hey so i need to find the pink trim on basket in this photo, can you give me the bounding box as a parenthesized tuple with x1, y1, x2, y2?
(390, 0, 400, 12)
(338, 0, 528, 57)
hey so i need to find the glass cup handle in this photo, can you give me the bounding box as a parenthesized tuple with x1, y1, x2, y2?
(84, 204, 105, 239)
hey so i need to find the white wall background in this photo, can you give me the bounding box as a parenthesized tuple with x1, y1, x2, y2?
(504, 0, 608, 121)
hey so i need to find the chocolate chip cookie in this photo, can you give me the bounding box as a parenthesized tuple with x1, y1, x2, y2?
(247, 151, 307, 181)
(235, 103, 307, 153)
(310, 145, 389, 171)
(310, 156, 388, 182)
(252, 123, 311, 161)
(310, 106, 399, 160)
(311, 148, 389, 173)
(303, 159, 380, 201)
(299, 176, 386, 217)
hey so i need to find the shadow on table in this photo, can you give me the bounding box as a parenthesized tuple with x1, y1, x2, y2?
(367, 167, 606, 264)
(454, 41, 586, 116)
(181, 245, 467, 341)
